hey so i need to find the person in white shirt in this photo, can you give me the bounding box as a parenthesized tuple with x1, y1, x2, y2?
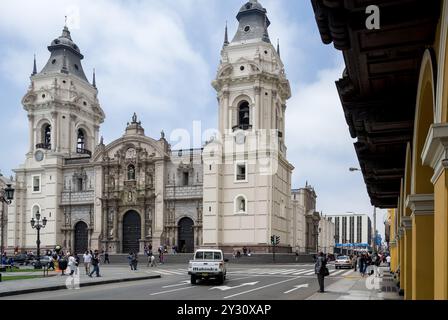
(83, 251, 92, 275)
(386, 255, 391, 267)
(68, 253, 77, 276)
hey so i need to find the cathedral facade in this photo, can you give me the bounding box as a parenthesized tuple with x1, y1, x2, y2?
(6, 0, 313, 255)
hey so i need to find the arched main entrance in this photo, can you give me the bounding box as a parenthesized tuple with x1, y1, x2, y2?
(178, 217, 194, 253)
(122, 211, 141, 253)
(74, 221, 88, 254)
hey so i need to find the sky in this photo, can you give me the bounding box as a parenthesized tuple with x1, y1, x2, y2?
(0, 0, 387, 238)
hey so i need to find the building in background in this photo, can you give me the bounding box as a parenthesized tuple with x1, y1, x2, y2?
(326, 214, 372, 255)
(291, 184, 324, 254)
(318, 214, 335, 254)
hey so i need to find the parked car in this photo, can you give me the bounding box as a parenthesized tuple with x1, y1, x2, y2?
(335, 255, 352, 269)
(30, 255, 51, 267)
(188, 249, 228, 285)
(13, 253, 31, 266)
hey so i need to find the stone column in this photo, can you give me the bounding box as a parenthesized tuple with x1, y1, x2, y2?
(69, 114, 77, 153)
(222, 90, 230, 133)
(153, 160, 165, 249)
(407, 194, 434, 300)
(51, 111, 58, 152)
(402, 216, 413, 300)
(28, 114, 34, 153)
(254, 86, 261, 130)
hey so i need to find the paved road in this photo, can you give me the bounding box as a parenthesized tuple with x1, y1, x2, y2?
(3, 263, 357, 300)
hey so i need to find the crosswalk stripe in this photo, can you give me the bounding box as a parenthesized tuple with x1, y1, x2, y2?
(330, 270, 345, 277)
(292, 269, 310, 275)
(282, 270, 301, 274)
(303, 270, 317, 276)
(152, 270, 175, 275)
(342, 270, 354, 276)
(153, 269, 184, 275)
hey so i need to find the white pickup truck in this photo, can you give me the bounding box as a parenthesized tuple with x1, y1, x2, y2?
(188, 249, 228, 285)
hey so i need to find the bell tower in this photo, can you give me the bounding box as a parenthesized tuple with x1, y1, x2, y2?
(10, 25, 105, 251)
(23, 25, 105, 158)
(203, 0, 294, 252)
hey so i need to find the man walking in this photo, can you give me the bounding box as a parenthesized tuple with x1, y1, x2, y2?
(314, 252, 328, 293)
(104, 252, 110, 264)
(88, 251, 101, 278)
(83, 251, 92, 275)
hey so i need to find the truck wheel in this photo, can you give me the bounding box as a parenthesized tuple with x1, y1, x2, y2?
(217, 275, 224, 285)
(191, 275, 197, 285)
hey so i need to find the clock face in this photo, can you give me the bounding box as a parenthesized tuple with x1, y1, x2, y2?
(35, 150, 44, 162)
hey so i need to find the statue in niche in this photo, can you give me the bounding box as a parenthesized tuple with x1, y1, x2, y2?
(147, 225, 152, 237)
(128, 191, 134, 203)
(109, 227, 114, 237)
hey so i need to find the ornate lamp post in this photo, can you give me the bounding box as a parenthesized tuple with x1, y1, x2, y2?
(0, 184, 14, 282)
(0, 184, 15, 205)
(30, 210, 47, 269)
(1, 184, 14, 255)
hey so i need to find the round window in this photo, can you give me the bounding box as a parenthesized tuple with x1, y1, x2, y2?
(52, 59, 56, 64)
(240, 66, 245, 71)
(244, 26, 251, 33)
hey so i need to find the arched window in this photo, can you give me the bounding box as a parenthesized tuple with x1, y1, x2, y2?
(238, 101, 250, 130)
(128, 165, 136, 181)
(235, 195, 247, 214)
(42, 124, 51, 148)
(77, 129, 86, 152)
(32, 205, 40, 218)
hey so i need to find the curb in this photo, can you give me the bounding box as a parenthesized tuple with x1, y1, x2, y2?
(0, 274, 161, 298)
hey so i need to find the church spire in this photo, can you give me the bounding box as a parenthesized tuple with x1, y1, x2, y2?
(92, 68, 96, 88)
(223, 21, 229, 47)
(32, 54, 37, 76)
(277, 39, 281, 57)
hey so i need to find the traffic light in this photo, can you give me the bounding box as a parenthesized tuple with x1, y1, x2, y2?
(276, 236, 280, 245)
(271, 235, 275, 245)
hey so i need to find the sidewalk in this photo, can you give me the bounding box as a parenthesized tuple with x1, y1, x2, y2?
(307, 266, 402, 300)
(0, 266, 160, 297)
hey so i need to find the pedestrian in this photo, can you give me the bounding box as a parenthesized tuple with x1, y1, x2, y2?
(386, 255, 391, 267)
(352, 254, 358, 271)
(104, 252, 110, 264)
(88, 252, 101, 277)
(58, 255, 68, 276)
(68, 253, 77, 276)
(150, 254, 156, 267)
(373, 253, 381, 277)
(357, 254, 363, 276)
(132, 253, 138, 271)
(83, 250, 92, 275)
(314, 252, 328, 293)
(128, 252, 135, 270)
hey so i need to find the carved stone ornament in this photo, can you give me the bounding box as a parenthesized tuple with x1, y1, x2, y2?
(126, 148, 136, 159)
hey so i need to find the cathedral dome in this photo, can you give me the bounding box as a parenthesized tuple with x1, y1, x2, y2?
(232, 0, 271, 44)
(37, 25, 89, 83)
(49, 27, 81, 54)
(237, 0, 266, 18)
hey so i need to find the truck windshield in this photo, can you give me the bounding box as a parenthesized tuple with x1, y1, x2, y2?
(195, 251, 222, 260)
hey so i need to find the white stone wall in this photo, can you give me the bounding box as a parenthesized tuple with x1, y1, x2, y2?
(318, 216, 335, 254)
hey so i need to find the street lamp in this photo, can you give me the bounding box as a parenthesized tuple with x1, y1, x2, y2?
(0, 184, 15, 205)
(30, 210, 47, 269)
